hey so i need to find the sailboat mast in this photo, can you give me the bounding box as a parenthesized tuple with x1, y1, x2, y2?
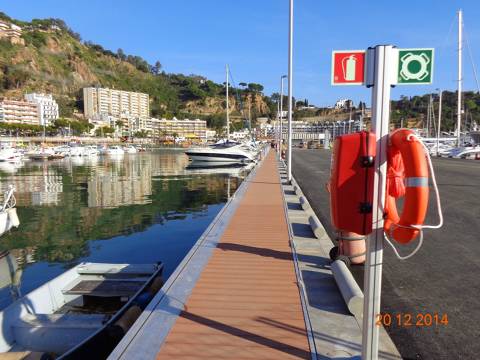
(457, 9, 463, 146)
(226, 64, 230, 140)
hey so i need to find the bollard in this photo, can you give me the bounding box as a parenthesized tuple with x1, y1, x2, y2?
(299, 196, 310, 211)
(331, 260, 364, 320)
(308, 215, 326, 239)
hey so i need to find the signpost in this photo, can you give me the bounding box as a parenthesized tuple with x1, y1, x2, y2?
(331, 45, 434, 360)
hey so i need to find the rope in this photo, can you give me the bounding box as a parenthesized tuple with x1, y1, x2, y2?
(227, 69, 250, 132)
(384, 231, 424, 260)
(463, 24, 480, 93)
(384, 134, 443, 260)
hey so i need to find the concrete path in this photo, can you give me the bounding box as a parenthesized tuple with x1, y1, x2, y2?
(278, 160, 400, 359)
(292, 148, 480, 360)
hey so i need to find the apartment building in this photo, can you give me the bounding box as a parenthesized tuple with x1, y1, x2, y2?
(0, 20, 24, 45)
(0, 99, 39, 125)
(83, 87, 150, 119)
(146, 118, 207, 141)
(24, 93, 59, 126)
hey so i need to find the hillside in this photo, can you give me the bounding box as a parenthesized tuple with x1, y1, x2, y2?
(390, 91, 479, 131)
(293, 92, 479, 132)
(0, 13, 275, 129)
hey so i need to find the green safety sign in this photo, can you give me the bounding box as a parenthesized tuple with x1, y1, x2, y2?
(397, 48, 434, 84)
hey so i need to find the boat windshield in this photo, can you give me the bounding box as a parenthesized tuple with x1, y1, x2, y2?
(209, 141, 239, 149)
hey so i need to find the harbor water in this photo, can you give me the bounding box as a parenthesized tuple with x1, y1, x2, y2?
(0, 150, 251, 310)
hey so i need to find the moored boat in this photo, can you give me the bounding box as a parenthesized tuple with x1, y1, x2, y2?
(102, 146, 125, 156)
(26, 147, 58, 161)
(0, 262, 164, 359)
(185, 140, 256, 163)
(83, 145, 99, 156)
(0, 186, 19, 237)
(0, 148, 22, 162)
(124, 145, 137, 154)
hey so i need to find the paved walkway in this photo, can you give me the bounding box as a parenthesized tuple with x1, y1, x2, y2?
(156, 152, 311, 359)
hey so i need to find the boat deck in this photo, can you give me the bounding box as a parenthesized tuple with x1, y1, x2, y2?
(156, 151, 310, 359)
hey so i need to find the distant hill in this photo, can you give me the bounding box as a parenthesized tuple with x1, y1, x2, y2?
(390, 91, 479, 131)
(0, 13, 275, 130)
(292, 92, 479, 132)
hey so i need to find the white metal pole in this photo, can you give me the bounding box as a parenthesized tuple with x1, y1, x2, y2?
(457, 9, 462, 146)
(226, 64, 230, 140)
(287, 0, 293, 181)
(437, 89, 443, 157)
(362, 45, 394, 360)
(277, 99, 280, 152)
(427, 94, 433, 137)
(280, 76, 285, 149)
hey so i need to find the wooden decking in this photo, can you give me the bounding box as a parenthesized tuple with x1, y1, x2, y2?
(156, 152, 311, 359)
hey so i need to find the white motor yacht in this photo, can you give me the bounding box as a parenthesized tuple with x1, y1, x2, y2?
(124, 145, 137, 154)
(26, 147, 57, 161)
(0, 147, 22, 162)
(83, 145, 99, 156)
(69, 146, 85, 157)
(54, 145, 72, 157)
(448, 145, 480, 159)
(185, 140, 255, 163)
(105, 146, 125, 155)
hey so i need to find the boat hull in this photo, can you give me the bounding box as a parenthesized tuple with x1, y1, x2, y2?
(185, 149, 254, 163)
(0, 263, 163, 358)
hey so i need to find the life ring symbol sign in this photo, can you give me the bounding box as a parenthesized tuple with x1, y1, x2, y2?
(400, 53, 429, 80)
(397, 49, 434, 84)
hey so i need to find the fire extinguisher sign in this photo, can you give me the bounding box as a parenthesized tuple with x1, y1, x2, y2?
(331, 50, 366, 86)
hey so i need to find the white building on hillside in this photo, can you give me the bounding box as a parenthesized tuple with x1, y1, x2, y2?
(335, 99, 353, 109)
(0, 20, 24, 45)
(24, 93, 59, 126)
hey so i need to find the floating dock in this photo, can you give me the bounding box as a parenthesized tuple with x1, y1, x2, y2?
(109, 149, 400, 359)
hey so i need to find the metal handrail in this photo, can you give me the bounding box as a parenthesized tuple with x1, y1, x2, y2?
(1, 185, 16, 211)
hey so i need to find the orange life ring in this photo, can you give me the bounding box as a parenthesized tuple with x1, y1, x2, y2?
(384, 129, 429, 244)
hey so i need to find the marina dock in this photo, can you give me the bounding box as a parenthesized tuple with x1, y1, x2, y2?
(109, 150, 400, 359)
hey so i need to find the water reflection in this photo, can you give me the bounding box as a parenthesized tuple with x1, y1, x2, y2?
(0, 150, 251, 309)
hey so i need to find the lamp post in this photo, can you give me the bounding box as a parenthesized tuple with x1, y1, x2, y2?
(280, 75, 287, 154)
(276, 97, 280, 152)
(287, 0, 293, 182)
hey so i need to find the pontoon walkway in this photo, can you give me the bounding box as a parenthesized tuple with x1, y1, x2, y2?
(109, 151, 311, 359)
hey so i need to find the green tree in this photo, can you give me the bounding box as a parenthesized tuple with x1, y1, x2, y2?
(95, 126, 114, 137)
(117, 48, 126, 61)
(247, 83, 264, 93)
(152, 61, 162, 75)
(134, 130, 150, 138)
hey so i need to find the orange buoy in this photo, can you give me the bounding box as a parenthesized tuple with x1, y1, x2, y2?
(384, 129, 429, 244)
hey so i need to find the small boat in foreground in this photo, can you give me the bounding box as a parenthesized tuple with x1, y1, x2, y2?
(0, 262, 164, 359)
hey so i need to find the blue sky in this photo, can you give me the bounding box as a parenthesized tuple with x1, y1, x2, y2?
(2, 0, 480, 106)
